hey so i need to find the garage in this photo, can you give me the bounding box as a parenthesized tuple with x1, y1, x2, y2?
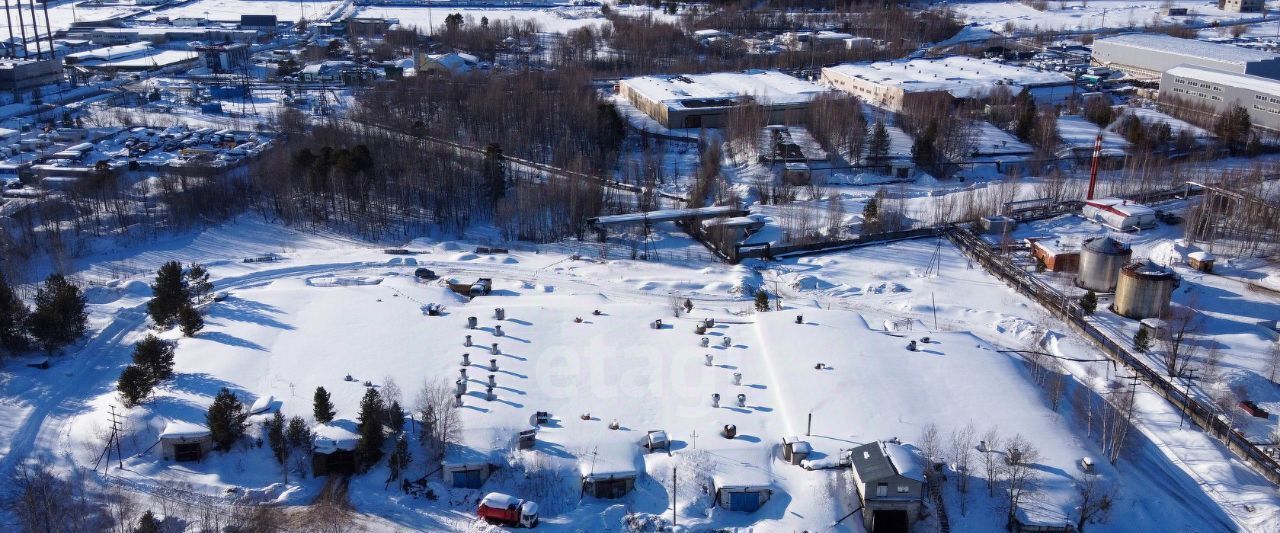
(872, 509, 909, 533)
(173, 442, 203, 462)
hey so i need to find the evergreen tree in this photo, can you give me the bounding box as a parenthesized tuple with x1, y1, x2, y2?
(482, 143, 506, 206)
(683, 298, 693, 314)
(387, 434, 411, 482)
(1014, 89, 1036, 141)
(186, 263, 213, 303)
(117, 365, 154, 407)
(264, 411, 289, 465)
(313, 386, 336, 424)
(911, 120, 939, 173)
(1134, 327, 1151, 352)
(286, 415, 312, 449)
(1080, 290, 1098, 315)
(1214, 105, 1252, 154)
(135, 510, 161, 533)
(754, 288, 770, 312)
(0, 271, 30, 355)
(148, 261, 188, 328)
(867, 121, 891, 171)
(132, 335, 175, 383)
(206, 387, 248, 451)
(387, 400, 405, 434)
(27, 273, 88, 352)
(357, 387, 386, 467)
(177, 304, 204, 337)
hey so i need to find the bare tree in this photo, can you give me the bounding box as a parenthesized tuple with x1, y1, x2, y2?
(1075, 470, 1116, 532)
(1267, 342, 1280, 385)
(980, 426, 1003, 496)
(919, 423, 942, 464)
(1001, 434, 1041, 528)
(415, 378, 462, 462)
(1158, 307, 1201, 378)
(949, 422, 977, 515)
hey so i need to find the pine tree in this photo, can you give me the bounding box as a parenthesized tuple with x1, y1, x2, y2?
(265, 411, 288, 465)
(357, 387, 386, 467)
(206, 387, 248, 451)
(387, 400, 405, 434)
(118, 365, 154, 407)
(1134, 327, 1151, 352)
(148, 261, 188, 328)
(754, 288, 770, 312)
(135, 510, 161, 533)
(132, 335, 175, 383)
(177, 304, 204, 337)
(27, 273, 88, 353)
(1080, 290, 1098, 315)
(186, 263, 213, 304)
(0, 271, 30, 356)
(286, 415, 312, 449)
(388, 434, 411, 482)
(683, 298, 693, 313)
(867, 121, 891, 170)
(482, 143, 506, 205)
(313, 386, 336, 424)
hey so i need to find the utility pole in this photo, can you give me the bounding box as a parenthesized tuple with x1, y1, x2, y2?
(807, 412, 813, 436)
(671, 466, 677, 529)
(1179, 368, 1197, 429)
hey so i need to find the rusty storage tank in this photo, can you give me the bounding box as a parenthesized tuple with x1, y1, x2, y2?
(1113, 260, 1179, 319)
(1077, 236, 1132, 292)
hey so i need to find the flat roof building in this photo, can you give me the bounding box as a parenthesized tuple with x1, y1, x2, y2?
(0, 59, 61, 91)
(1220, 0, 1264, 13)
(1161, 65, 1280, 134)
(618, 70, 828, 129)
(1091, 34, 1280, 80)
(821, 56, 1074, 112)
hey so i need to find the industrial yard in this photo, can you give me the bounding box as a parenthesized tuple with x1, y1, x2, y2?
(1, 0, 1280, 532)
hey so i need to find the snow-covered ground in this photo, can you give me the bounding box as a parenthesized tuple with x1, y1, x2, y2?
(1, 213, 1277, 530)
(355, 3, 674, 34)
(143, 0, 344, 23)
(952, 0, 1268, 33)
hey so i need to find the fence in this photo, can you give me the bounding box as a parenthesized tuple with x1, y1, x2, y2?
(947, 227, 1280, 486)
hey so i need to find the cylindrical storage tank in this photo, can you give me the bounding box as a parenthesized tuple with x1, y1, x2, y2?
(1113, 260, 1178, 319)
(1078, 236, 1131, 292)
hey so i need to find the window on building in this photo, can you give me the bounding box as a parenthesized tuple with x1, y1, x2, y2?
(876, 483, 888, 497)
(897, 485, 910, 493)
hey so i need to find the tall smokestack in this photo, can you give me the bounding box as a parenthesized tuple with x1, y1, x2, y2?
(3, 0, 15, 59)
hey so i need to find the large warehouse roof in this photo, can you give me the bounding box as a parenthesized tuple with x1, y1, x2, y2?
(1094, 34, 1278, 66)
(823, 56, 1071, 98)
(1166, 64, 1280, 94)
(621, 70, 827, 108)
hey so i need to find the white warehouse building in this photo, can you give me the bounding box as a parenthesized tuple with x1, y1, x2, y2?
(1091, 34, 1280, 81)
(1160, 65, 1280, 134)
(820, 56, 1075, 112)
(618, 70, 828, 129)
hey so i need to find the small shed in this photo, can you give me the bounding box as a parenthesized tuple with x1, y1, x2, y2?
(1187, 251, 1215, 273)
(643, 430, 670, 452)
(1139, 318, 1168, 340)
(980, 215, 1017, 235)
(312, 422, 359, 476)
(781, 162, 811, 185)
(444, 462, 495, 489)
(781, 436, 812, 465)
(159, 421, 213, 462)
(579, 455, 638, 499)
(712, 470, 774, 512)
(1028, 238, 1081, 273)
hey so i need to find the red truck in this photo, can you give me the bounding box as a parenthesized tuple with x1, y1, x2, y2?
(477, 492, 539, 528)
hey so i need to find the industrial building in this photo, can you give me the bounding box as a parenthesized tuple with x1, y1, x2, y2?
(81, 27, 259, 46)
(1160, 65, 1280, 134)
(1220, 0, 1264, 13)
(820, 56, 1075, 112)
(0, 59, 61, 91)
(1091, 34, 1280, 80)
(195, 43, 251, 73)
(849, 440, 925, 532)
(618, 70, 828, 129)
